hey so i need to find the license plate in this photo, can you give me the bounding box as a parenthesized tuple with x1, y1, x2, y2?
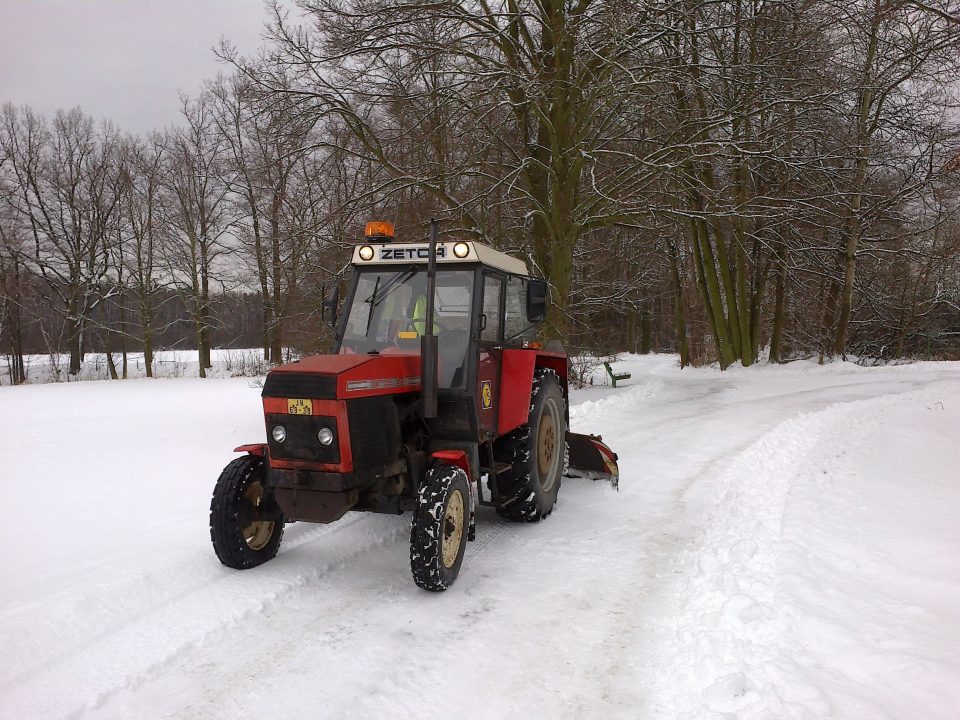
(287, 398, 312, 415)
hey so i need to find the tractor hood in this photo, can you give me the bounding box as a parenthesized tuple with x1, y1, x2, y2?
(262, 352, 422, 401)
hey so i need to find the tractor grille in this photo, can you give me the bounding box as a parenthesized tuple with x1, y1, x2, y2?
(347, 397, 400, 472)
(265, 413, 341, 464)
(262, 372, 336, 400)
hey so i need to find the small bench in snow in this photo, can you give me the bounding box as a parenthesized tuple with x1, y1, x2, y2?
(603, 361, 631, 387)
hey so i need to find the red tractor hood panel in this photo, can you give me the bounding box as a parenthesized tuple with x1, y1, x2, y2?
(270, 354, 375, 375)
(268, 353, 422, 399)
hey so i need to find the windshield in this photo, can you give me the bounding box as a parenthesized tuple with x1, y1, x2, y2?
(339, 268, 474, 388)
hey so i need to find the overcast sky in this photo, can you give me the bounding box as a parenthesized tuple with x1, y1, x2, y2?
(0, 0, 270, 134)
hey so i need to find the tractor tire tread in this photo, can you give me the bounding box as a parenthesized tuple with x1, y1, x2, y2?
(493, 368, 566, 522)
(209, 455, 284, 569)
(410, 464, 469, 591)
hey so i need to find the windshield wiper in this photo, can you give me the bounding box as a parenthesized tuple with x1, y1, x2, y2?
(364, 275, 381, 337)
(362, 269, 417, 338)
(372, 269, 415, 306)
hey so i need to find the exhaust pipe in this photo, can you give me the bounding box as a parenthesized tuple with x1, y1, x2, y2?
(421, 219, 439, 419)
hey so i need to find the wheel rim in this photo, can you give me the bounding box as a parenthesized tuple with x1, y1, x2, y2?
(441, 489, 465, 568)
(537, 397, 561, 492)
(241, 480, 275, 551)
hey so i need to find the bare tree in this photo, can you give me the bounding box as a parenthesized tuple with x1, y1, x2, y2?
(210, 71, 319, 363)
(115, 132, 169, 377)
(0, 105, 123, 375)
(162, 95, 234, 376)
(826, 0, 960, 356)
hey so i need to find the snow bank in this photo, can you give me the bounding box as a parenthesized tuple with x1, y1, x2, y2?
(649, 384, 960, 719)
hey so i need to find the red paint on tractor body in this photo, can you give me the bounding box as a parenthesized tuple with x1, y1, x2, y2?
(498, 350, 536, 435)
(234, 443, 266, 456)
(497, 349, 569, 435)
(336, 354, 422, 398)
(268, 353, 423, 399)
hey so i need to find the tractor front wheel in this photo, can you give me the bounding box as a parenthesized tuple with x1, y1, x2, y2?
(210, 455, 284, 569)
(410, 464, 470, 591)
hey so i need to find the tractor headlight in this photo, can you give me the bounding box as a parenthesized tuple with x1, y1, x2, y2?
(358, 244, 375, 261)
(317, 427, 334, 446)
(271, 425, 287, 443)
(453, 241, 470, 258)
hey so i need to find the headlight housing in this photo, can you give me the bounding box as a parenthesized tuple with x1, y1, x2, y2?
(271, 425, 287, 443)
(317, 427, 334, 446)
(453, 241, 470, 258)
(358, 244, 375, 261)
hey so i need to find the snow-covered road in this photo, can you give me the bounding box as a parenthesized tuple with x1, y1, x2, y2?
(2, 356, 959, 719)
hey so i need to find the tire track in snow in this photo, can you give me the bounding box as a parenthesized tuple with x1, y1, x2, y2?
(558, 378, 956, 718)
(3, 513, 410, 720)
(0, 514, 368, 694)
(462, 513, 512, 568)
(86, 514, 532, 720)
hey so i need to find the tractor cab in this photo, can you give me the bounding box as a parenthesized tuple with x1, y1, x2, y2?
(332, 221, 550, 442)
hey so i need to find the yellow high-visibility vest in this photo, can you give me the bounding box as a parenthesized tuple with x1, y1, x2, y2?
(412, 295, 439, 334)
(412, 295, 426, 334)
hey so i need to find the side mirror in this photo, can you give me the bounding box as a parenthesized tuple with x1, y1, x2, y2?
(526, 279, 548, 323)
(322, 284, 339, 327)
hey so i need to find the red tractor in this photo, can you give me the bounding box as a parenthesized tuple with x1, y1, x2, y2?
(210, 221, 618, 590)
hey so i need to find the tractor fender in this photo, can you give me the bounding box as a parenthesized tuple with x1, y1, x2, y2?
(234, 443, 267, 457)
(499, 348, 569, 435)
(431, 450, 476, 541)
(430, 449, 470, 479)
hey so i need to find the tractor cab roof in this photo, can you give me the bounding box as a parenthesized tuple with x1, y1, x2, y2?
(351, 238, 529, 277)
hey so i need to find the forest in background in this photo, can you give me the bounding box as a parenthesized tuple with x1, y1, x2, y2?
(2, 0, 960, 384)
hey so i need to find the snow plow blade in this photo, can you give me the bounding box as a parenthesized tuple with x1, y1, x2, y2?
(564, 432, 619, 490)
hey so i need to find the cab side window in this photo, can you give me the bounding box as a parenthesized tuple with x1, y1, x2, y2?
(481, 274, 504, 341)
(504, 277, 531, 343)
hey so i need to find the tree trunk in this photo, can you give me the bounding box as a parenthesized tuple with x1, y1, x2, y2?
(820, 274, 841, 363)
(668, 240, 690, 368)
(833, 0, 882, 358)
(105, 347, 119, 380)
(640, 307, 653, 355)
(67, 296, 83, 376)
(196, 316, 206, 379)
(140, 298, 154, 378)
(2, 261, 27, 384)
(200, 257, 212, 371)
(769, 243, 789, 363)
(119, 292, 128, 379)
(269, 205, 283, 364)
(3, 311, 26, 385)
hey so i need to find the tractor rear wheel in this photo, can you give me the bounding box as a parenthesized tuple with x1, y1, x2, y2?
(210, 455, 284, 569)
(410, 464, 470, 591)
(493, 368, 566, 522)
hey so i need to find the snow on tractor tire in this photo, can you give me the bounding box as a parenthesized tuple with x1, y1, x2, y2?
(493, 368, 566, 522)
(410, 464, 470, 591)
(209, 220, 618, 590)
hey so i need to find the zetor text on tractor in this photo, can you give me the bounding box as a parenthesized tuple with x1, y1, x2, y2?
(209, 221, 619, 591)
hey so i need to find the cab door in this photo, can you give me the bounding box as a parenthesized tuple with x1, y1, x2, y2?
(476, 272, 504, 439)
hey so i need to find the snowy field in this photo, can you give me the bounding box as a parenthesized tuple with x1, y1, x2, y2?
(2, 355, 959, 719)
(1, 348, 274, 385)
